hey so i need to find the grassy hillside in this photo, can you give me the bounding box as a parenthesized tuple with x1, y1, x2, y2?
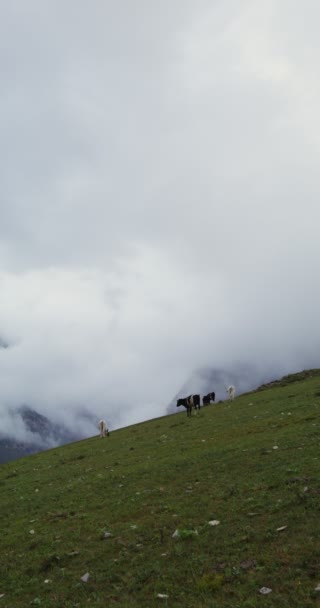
(1, 371, 320, 607)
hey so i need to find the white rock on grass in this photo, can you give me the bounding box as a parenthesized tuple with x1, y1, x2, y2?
(104, 532, 112, 539)
(172, 528, 198, 538)
(260, 587, 272, 594)
(208, 520, 220, 526)
(29, 530, 35, 535)
(315, 583, 320, 592)
(273, 446, 279, 450)
(80, 572, 90, 583)
(157, 594, 169, 598)
(276, 526, 287, 532)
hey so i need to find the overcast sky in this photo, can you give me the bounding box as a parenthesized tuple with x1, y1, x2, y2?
(1, 0, 320, 436)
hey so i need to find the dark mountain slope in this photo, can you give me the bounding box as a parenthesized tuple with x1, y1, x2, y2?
(0, 406, 96, 464)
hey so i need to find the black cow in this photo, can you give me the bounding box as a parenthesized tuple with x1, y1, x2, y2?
(176, 394, 200, 417)
(202, 392, 215, 406)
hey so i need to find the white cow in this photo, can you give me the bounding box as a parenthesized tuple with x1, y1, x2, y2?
(227, 386, 235, 401)
(98, 419, 109, 438)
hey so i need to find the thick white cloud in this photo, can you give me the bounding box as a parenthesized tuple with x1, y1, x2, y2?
(1, 1, 320, 437)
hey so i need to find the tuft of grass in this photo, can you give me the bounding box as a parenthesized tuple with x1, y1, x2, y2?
(0, 369, 320, 606)
(197, 572, 225, 591)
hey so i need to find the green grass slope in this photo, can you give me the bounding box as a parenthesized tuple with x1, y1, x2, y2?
(1, 371, 320, 608)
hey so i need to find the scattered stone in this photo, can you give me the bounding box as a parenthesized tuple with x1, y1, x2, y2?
(67, 550, 80, 556)
(35, 489, 39, 493)
(276, 526, 287, 532)
(103, 532, 112, 539)
(315, 583, 320, 592)
(44, 579, 50, 584)
(273, 446, 279, 450)
(260, 587, 272, 594)
(29, 530, 35, 534)
(286, 476, 311, 484)
(0, 595, 5, 599)
(157, 594, 169, 598)
(130, 525, 137, 529)
(117, 538, 127, 546)
(240, 559, 257, 570)
(80, 572, 90, 583)
(211, 562, 227, 572)
(208, 520, 220, 526)
(172, 528, 198, 538)
(304, 486, 309, 493)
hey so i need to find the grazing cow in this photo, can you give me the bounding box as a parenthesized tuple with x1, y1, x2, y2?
(192, 394, 201, 412)
(176, 394, 200, 417)
(98, 419, 109, 438)
(202, 392, 215, 405)
(226, 386, 235, 401)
